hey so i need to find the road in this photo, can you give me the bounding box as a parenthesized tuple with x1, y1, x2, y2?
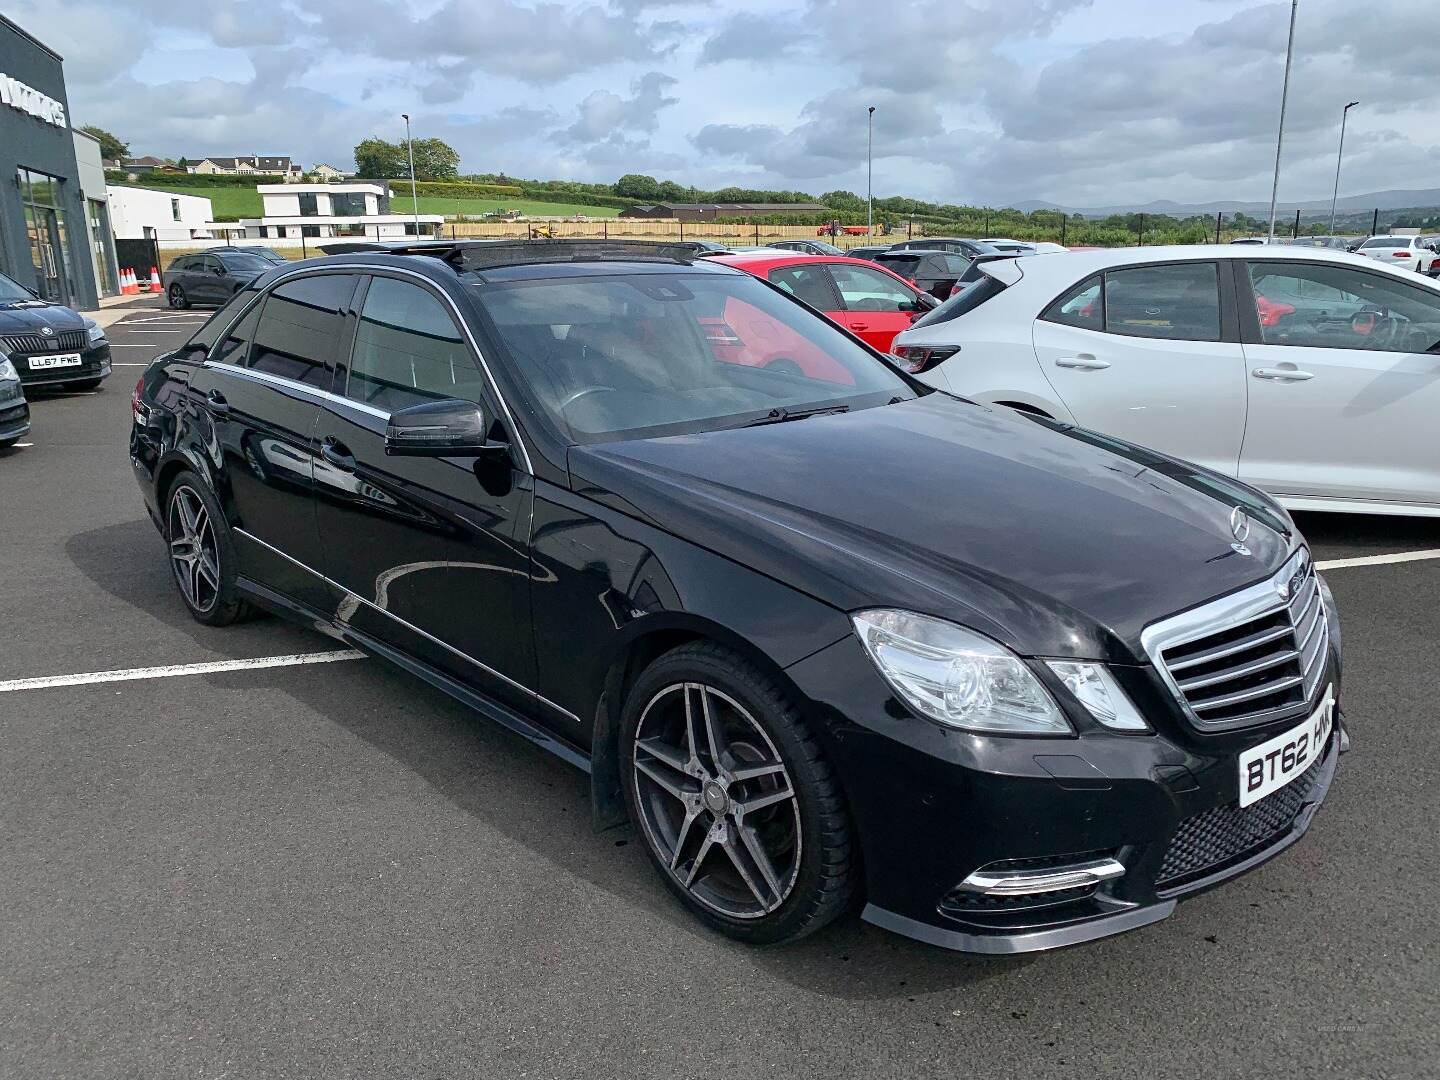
(1, 303, 1436, 1078)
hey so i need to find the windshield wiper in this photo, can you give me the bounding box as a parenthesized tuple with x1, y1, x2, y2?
(736, 404, 851, 428)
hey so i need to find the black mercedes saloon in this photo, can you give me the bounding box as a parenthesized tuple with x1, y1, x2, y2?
(129, 240, 1345, 953)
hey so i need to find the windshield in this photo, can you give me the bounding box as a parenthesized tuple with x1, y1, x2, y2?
(219, 253, 274, 272)
(0, 272, 35, 302)
(875, 254, 922, 273)
(473, 270, 916, 443)
(809, 241, 844, 255)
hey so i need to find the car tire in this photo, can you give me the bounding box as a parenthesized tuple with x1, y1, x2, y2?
(163, 469, 251, 627)
(168, 284, 189, 309)
(620, 641, 857, 945)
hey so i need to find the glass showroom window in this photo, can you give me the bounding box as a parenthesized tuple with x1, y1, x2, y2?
(15, 168, 74, 305)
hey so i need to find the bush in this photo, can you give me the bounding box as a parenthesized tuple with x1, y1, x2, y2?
(409, 180, 523, 198)
(103, 171, 290, 188)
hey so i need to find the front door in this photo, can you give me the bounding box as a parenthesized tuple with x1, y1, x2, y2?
(1030, 261, 1249, 477)
(186, 273, 357, 609)
(825, 262, 924, 352)
(1237, 259, 1440, 505)
(313, 273, 538, 715)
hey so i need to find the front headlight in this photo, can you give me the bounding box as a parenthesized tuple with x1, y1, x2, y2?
(84, 319, 106, 347)
(0, 357, 15, 381)
(1045, 662, 1150, 732)
(852, 609, 1070, 734)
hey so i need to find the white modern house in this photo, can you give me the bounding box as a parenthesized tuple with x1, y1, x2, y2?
(232, 182, 442, 240)
(106, 185, 215, 241)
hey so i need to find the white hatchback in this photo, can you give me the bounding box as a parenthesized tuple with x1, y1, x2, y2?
(893, 245, 1440, 517)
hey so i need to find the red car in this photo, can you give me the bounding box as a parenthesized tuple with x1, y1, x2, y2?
(709, 252, 935, 354)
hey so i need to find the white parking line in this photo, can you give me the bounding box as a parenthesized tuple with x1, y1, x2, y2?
(1316, 549, 1440, 571)
(0, 650, 365, 693)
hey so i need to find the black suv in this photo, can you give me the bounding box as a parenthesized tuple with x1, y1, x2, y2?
(871, 249, 974, 300)
(0, 270, 111, 391)
(130, 240, 1344, 953)
(162, 250, 276, 308)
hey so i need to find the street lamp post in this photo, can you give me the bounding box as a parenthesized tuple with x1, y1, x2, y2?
(1266, 0, 1299, 243)
(1329, 100, 1359, 233)
(402, 112, 420, 237)
(866, 106, 875, 238)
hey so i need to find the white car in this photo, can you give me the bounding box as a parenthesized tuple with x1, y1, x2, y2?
(1354, 235, 1435, 274)
(893, 245, 1440, 517)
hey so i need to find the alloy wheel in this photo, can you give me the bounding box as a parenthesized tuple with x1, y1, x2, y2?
(167, 485, 220, 613)
(632, 682, 802, 919)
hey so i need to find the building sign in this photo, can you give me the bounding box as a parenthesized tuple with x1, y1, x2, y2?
(0, 73, 66, 127)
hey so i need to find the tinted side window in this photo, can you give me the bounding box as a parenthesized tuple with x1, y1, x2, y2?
(247, 274, 356, 386)
(211, 301, 262, 366)
(1040, 275, 1103, 331)
(1103, 263, 1220, 341)
(768, 265, 839, 310)
(346, 277, 486, 411)
(171, 257, 193, 272)
(184, 286, 259, 358)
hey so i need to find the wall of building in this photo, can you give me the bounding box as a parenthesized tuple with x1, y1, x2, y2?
(106, 185, 215, 241)
(72, 129, 119, 297)
(0, 15, 99, 308)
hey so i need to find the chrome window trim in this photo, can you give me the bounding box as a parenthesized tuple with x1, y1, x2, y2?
(202, 360, 390, 420)
(204, 261, 535, 473)
(233, 526, 579, 723)
(1141, 547, 1328, 732)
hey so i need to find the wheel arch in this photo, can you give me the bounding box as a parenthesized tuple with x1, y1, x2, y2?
(588, 612, 806, 832)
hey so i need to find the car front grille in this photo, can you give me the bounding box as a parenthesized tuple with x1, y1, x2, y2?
(1156, 748, 1326, 889)
(1143, 549, 1329, 731)
(2, 329, 88, 354)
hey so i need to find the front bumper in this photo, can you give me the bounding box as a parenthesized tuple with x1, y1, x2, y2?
(14, 344, 112, 388)
(0, 387, 30, 441)
(784, 634, 1345, 955)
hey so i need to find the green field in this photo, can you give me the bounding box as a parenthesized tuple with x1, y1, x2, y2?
(116, 185, 620, 222)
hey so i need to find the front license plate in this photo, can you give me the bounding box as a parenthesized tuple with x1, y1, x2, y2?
(1238, 686, 1334, 808)
(28, 352, 82, 370)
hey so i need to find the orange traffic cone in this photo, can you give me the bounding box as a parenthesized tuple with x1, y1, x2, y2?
(148, 266, 163, 293)
(122, 269, 137, 295)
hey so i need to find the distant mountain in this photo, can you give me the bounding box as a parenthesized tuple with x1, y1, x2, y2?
(1010, 188, 1440, 219)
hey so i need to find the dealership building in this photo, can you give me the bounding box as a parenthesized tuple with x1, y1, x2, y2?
(0, 14, 102, 308)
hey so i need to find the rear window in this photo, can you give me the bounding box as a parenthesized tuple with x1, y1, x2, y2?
(909, 273, 1008, 329)
(875, 254, 922, 273)
(1040, 275, 1102, 331)
(181, 284, 260, 358)
(1361, 237, 1409, 249)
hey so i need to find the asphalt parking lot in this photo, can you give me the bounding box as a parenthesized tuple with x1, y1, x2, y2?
(2, 303, 1438, 1078)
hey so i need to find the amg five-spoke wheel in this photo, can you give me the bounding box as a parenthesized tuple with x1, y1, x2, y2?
(633, 682, 801, 918)
(621, 643, 857, 944)
(163, 471, 250, 627)
(168, 485, 220, 614)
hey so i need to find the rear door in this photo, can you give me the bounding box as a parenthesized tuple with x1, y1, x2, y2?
(1237, 259, 1440, 504)
(186, 271, 359, 608)
(312, 272, 540, 719)
(198, 255, 228, 305)
(825, 261, 924, 351)
(1030, 260, 1249, 476)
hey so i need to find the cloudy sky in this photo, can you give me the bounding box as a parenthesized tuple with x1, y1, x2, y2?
(13, 0, 1440, 208)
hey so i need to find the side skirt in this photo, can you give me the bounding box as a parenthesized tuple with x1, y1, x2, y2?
(236, 575, 592, 775)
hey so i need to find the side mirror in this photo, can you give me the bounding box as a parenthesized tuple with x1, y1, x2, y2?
(213, 266, 226, 275)
(384, 398, 502, 457)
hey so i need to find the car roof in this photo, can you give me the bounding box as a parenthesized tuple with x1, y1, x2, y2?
(706, 251, 886, 271)
(978, 244, 1440, 291)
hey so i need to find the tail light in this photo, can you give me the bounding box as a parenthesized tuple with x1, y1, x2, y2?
(891, 344, 960, 374)
(1255, 294, 1296, 328)
(701, 321, 744, 347)
(949, 282, 960, 297)
(1393, 251, 1410, 258)
(131, 376, 148, 424)
(1430, 258, 1440, 273)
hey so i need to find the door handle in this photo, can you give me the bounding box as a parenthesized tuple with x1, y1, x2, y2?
(321, 437, 356, 472)
(850, 321, 870, 330)
(1251, 367, 1314, 382)
(1055, 355, 1111, 370)
(205, 389, 230, 415)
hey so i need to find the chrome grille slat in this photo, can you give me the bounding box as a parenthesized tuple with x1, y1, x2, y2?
(1175, 648, 1300, 692)
(1191, 674, 1304, 712)
(1143, 549, 1331, 732)
(1165, 623, 1293, 672)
